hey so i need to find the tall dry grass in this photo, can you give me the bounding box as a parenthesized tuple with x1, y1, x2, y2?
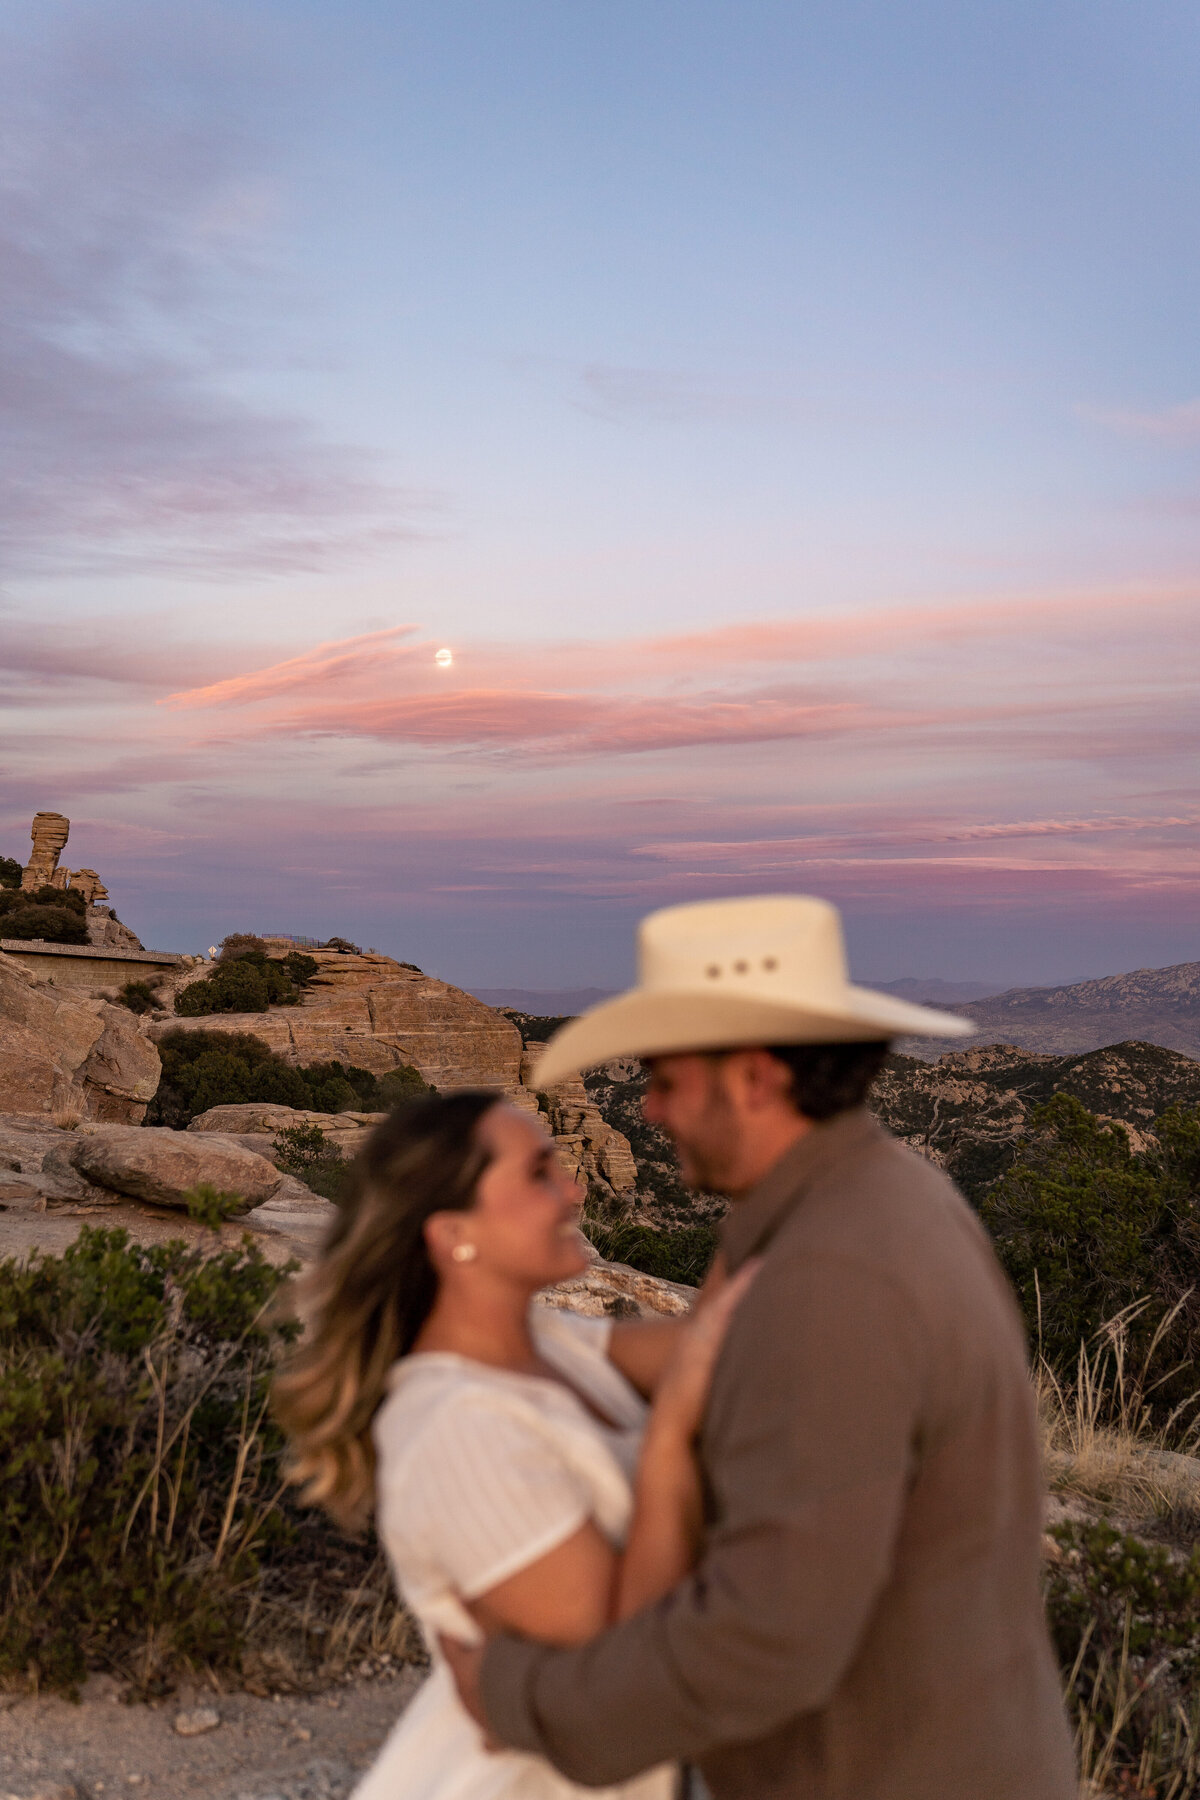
(1036, 1291, 1200, 1799)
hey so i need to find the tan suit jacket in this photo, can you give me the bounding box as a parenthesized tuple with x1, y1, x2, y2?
(481, 1108, 1076, 1799)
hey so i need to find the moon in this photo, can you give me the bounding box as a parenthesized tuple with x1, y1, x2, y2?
(434, 647, 453, 668)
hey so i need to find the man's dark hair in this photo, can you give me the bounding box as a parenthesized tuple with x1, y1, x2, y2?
(765, 1040, 891, 1121)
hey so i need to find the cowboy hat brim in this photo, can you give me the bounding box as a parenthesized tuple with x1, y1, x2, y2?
(532, 984, 974, 1088)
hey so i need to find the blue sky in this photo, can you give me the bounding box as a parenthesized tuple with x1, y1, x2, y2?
(2, 1, 1198, 989)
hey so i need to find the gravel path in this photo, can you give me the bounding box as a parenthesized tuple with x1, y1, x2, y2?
(0, 1669, 424, 1800)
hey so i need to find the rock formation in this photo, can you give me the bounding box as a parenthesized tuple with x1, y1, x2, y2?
(13, 810, 142, 950)
(523, 1046, 638, 1201)
(186, 1102, 386, 1165)
(21, 812, 71, 890)
(159, 948, 525, 1089)
(0, 950, 161, 1122)
(58, 1124, 288, 1210)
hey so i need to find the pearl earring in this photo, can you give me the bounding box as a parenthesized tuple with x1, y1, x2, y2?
(451, 1243, 477, 1263)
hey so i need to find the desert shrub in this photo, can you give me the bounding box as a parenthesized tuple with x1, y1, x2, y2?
(1047, 1520, 1200, 1793)
(183, 1182, 252, 1228)
(582, 1213, 718, 1286)
(0, 896, 89, 943)
(218, 933, 269, 960)
(0, 856, 22, 890)
(147, 1033, 425, 1128)
(320, 936, 361, 954)
(362, 1063, 429, 1109)
(274, 1125, 349, 1203)
(0, 1227, 417, 1698)
(981, 1094, 1200, 1391)
(176, 949, 315, 1017)
(147, 1031, 315, 1126)
(116, 979, 158, 1014)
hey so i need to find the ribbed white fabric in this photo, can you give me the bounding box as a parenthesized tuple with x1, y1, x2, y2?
(353, 1307, 675, 1800)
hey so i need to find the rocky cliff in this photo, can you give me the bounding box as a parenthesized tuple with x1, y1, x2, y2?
(159, 949, 525, 1089)
(0, 949, 161, 1122)
(156, 952, 640, 1198)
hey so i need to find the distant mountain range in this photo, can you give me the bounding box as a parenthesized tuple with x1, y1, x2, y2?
(874, 977, 998, 1005)
(473, 963, 1200, 1063)
(907, 960, 1200, 1062)
(468, 986, 616, 1016)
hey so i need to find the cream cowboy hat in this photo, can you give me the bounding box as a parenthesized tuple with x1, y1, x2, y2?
(533, 894, 974, 1087)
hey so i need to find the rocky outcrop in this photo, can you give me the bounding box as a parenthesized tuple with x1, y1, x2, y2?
(522, 1046, 638, 1200)
(870, 1039, 1200, 1198)
(0, 951, 161, 1122)
(540, 1257, 694, 1319)
(60, 1124, 287, 1210)
(156, 950, 523, 1090)
(187, 1103, 387, 1165)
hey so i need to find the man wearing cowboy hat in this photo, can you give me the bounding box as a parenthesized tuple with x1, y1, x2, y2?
(444, 895, 1075, 1799)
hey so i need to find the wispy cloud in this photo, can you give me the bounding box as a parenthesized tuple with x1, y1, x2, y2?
(1080, 398, 1200, 442)
(162, 628, 420, 709)
(0, 7, 415, 578)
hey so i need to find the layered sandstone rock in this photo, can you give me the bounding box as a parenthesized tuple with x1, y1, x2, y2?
(539, 1258, 695, 1319)
(188, 1103, 387, 1164)
(521, 1046, 638, 1200)
(0, 951, 161, 1122)
(156, 950, 523, 1089)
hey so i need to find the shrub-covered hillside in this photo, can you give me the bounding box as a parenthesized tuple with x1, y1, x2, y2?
(0, 880, 89, 944)
(0, 1228, 416, 1697)
(147, 1028, 428, 1127)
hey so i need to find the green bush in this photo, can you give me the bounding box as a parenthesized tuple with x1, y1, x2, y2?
(0, 1228, 415, 1698)
(980, 1094, 1200, 1388)
(582, 1213, 718, 1286)
(0, 884, 89, 944)
(176, 949, 316, 1017)
(0, 1227, 288, 1692)
(147, 1031, 429, 1128)
(0, 855, 22, 890)
(116, 979, 159, 1015)
(183, 1182, 252, 1228)
(218, 933, 268, 959)
(149, 1031, 315, 1126)
(274, 1125, 349, 1202)
(1047, 1520, 1200, 1791)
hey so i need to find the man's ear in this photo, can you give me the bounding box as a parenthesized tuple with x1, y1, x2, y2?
(741, 1048, 796, 1111)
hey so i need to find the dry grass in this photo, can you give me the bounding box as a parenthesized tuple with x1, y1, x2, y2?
(1036, 1293, 1200, 1798)
(1038, 1294, 1200, 1534)
(49, 1091, 88, 1130)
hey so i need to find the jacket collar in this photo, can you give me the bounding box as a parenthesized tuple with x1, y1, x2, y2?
(719, 1107, 884, 1271)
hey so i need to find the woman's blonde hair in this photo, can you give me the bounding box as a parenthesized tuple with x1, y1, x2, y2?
(272, 1089, 499, 1529)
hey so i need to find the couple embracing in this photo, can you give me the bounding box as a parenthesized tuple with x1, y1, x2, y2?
(274, 896, 1076, 1800)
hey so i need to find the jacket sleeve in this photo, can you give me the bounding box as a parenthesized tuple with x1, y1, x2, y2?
(479, 1248, 927, 1785)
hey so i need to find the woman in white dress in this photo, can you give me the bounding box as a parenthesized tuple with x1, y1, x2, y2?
(273, 1090, 749, 1800)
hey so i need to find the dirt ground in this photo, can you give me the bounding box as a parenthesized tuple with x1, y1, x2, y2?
(0, 1667, 424, 1800)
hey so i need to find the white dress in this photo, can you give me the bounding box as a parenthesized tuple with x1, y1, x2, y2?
(352, 1307, 676, 1800)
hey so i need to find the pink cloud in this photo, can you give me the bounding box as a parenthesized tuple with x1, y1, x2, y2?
(161, 627, 420, 709)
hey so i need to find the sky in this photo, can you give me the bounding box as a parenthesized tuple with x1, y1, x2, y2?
(2, 0, 1199, 991)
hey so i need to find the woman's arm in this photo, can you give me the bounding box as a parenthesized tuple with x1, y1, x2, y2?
(607, 1249, 730, 1398)
(606, 1319, 683, 1398)
(465, 1261, 758, 1644)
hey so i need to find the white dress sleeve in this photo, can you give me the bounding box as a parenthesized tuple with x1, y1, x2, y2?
(384, 1388, 593, 1601)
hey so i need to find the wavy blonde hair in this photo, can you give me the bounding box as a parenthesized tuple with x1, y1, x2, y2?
(272, 1089, 499, 1529)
